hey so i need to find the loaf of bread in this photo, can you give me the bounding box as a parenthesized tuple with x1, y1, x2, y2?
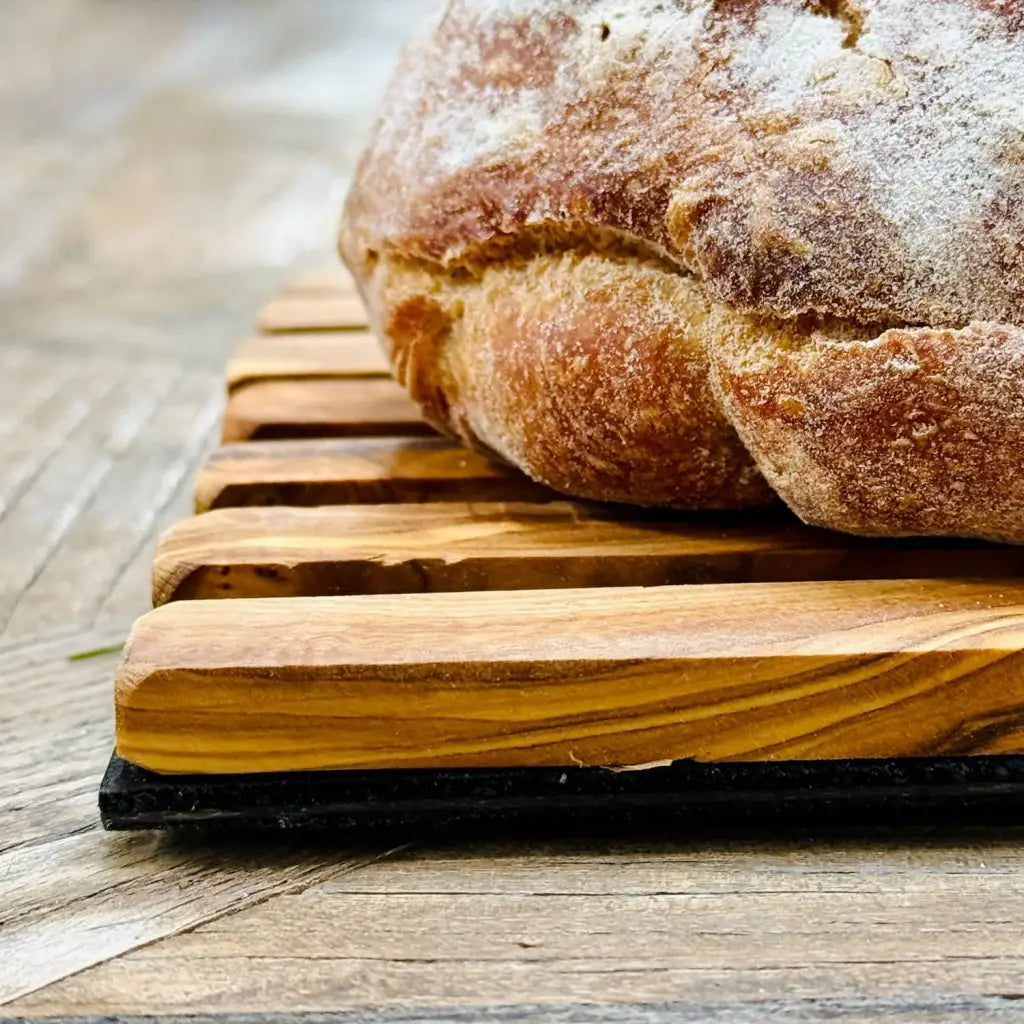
(340, 0, 1024, 543)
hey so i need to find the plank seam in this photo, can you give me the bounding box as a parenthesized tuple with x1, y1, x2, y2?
(0, 370, 126, 530)
(0, 368, 186, 636)
(88, 390, 224, 631)
(0, 842, 416, 1009)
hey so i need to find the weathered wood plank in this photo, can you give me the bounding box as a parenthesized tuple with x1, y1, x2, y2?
(194, 438, 554, 512)
(11, 836, 1024, 1016)
(0, 359, 177, 637)
(4, 371, 222, 643)
(151, 502, 1018, 604)
(123, 889, 1024, 961)
(221, 378, 433, 443)
(226, 331, 390, 389)
(0, 829, 398, 1005)
(310, 836, 1024, 893)
(0, 630, 125, 860)
(15, 959, 1024, 1018)
(0, 350, 115, 521)
(116, 579, 1024, 774)
(0, 347, 75, 442)
(5, 1002, 1024, 1023)
(258, 294, 368, 333)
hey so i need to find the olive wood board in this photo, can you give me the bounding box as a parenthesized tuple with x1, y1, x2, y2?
(153, 502, 1016, 605)
(115, 579, 1024, 775)
(103, 272, 1024, 827)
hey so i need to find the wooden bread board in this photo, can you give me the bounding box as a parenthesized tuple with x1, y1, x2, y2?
(101, 267, 1024, 828)
(119, 578, 1024, 775)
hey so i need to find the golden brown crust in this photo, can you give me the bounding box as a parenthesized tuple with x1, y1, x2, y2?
(374, 250, 772, 507)
(711, 317, 1024, 542)
(454, 252, 772, 507)
(343, 0, 1024, 325)
(341, 0, 1024, 539)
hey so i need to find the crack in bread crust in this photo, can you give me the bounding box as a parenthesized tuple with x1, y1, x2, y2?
(371, 248, 774, 509)
(710, 313, 1024, 542)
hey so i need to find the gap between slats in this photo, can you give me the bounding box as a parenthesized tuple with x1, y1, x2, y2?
(193, 438, 556, 512)
(221, 378, 435, 442)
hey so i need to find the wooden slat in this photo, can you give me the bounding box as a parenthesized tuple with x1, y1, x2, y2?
(194, 437, 555, 512)
(116, 578, 1024, 774)
(226, 331, 390, 389)
(151, 502, 1019, 605)
(258, 294, 368, 332)
(221, 378, 433, 443)
(282, 267, 358, 296)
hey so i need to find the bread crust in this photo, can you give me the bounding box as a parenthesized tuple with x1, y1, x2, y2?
(711, 316, 1024, 542)
(377, 249, 772, 507)
(341, 0, 1024, 539)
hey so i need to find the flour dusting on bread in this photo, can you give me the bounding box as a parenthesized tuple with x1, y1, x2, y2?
(342, 0, 1024, 542)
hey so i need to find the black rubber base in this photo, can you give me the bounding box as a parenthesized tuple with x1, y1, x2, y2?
(100, 754, 1024, 833)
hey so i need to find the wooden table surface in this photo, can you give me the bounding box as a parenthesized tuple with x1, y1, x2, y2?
(4, 3, 1024, 1020)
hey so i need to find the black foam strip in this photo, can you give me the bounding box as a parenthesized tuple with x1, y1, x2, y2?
(100, 754, 1024, 833)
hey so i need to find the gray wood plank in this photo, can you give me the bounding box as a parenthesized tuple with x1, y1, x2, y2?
(0, 352, 120, 520)
(0, 833, 402, 1006)
(10, 835, 1024, 1015)
(3, 1003, 1023, 1024)
(3, 370, 222, 642)
(0, 359, 177, 637)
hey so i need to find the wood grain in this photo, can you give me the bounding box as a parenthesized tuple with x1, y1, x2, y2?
(0, 355, 176, 638)
(0, 830, 397, 1005)
(226, 331, 390, 389)
(221, 378, 434, 442)
(151, 502, 1019, 604)
(258, 294, 368, 332)
(4, 369, 222, 643)
(12, 836, 1024, 1017)
(7, 1002, 1024, 1023)
(116, 579, 1024, 773)
(194, 437, 555, 512)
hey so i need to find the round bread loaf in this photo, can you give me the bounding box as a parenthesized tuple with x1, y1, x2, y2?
(340, 0, 1024, 542)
